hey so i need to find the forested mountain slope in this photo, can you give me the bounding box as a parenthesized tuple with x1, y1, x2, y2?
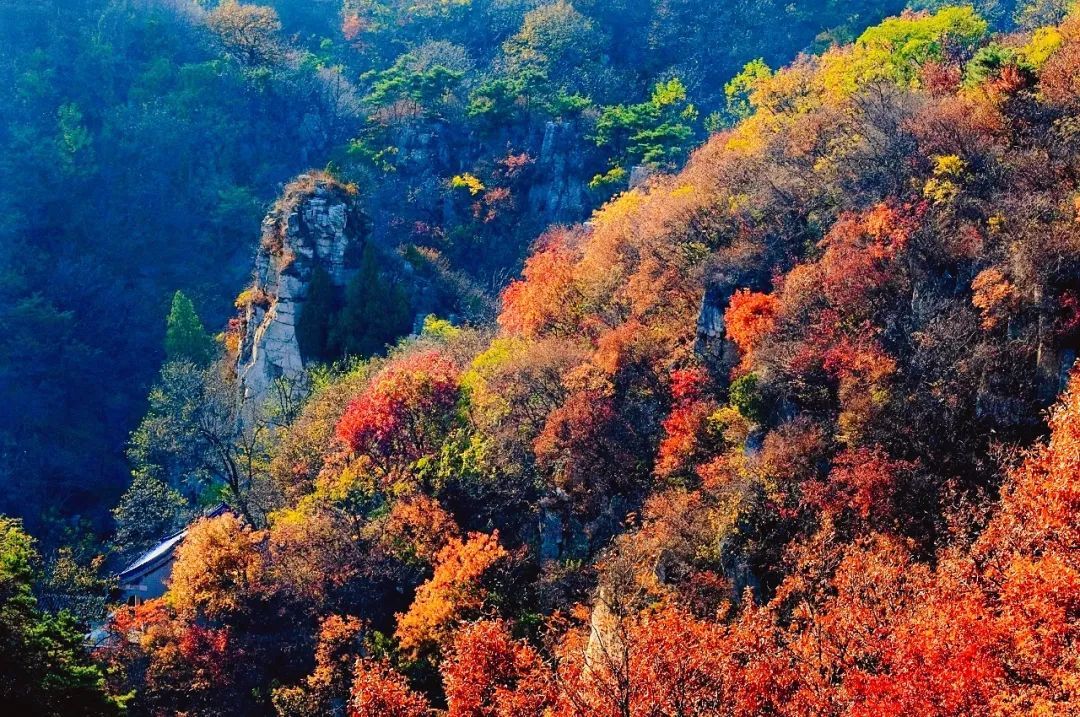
(0, 0, 922, 543)
(79, 6, 1080, 716)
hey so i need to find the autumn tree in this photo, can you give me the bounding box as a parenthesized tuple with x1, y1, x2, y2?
(206, 0, 286, 67)
(168, 513, 267, 621)
(442, 619, 556, 717)
(498, 229, 582, 338)
(556, 604, 733, 717)
(100, 600, 242, 717)
(654, 367, 720, 481)
(533, 389, 640, 512)
(349, 658, 430, 717)
(724, 289, 778, 360)
(335, 349, 461, 475)
(396, 531, 510, 660)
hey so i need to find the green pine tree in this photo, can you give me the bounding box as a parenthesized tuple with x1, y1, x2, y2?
(330, 245, 413, 358)
(296, 266, 338, 362)
(164, 291, 216, 365)
(0, 517, 123, 715)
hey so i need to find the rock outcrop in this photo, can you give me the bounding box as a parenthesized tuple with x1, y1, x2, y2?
(527, 120, 589, 224)
(234, 173, 366, 421)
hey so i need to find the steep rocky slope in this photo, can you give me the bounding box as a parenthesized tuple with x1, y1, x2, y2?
(235, 174, 367, 418)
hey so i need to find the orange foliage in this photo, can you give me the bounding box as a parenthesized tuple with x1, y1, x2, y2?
(349, 658, 430, 717)
(341, 14, 365, 42)
(906, 92, 1006, 161)
(308, 615, 364, 695)
(821, 335, 897, 441)
(396, 531, 510, 658)
(533, 389, 631, 504)
(724, 289, 778, 357)
(557, 605, 740, 717)
(970, 373, 1080, 712)
(443, 620, 556, 717)
(971, 267, 1019, 330)
(380, 493, 460, 565)
(100, 599, 239, 713)
(269, 504, 366, 605)
(168, 513, 266, 621)
(592, 319, 667, 377)
(845, 586, 1006, 717)
(498, 229, 581, 338)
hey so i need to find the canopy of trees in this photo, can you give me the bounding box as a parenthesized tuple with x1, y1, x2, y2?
(82, 5, 1080, 715)
(1, 0, 927, 545)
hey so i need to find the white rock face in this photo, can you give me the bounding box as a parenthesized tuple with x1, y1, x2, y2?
(235, 174, 365, 422)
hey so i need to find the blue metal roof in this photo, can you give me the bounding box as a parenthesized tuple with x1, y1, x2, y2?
(117, 503, 233, 583)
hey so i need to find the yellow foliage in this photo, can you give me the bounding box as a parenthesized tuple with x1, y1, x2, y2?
(460, 336, 525, 406)
(450, 172, 485, 195)
(726, 59, 824, 153)
(168, 513, 265, 620)
(707, 406, 751, 448)
(924, 154, 967, 203)
(670, 183, 695, 200)
(820, 7, 988, 98)
(316, 456, 378, 504)
(591, 188, 644, 228)
(234, 287, 271, 310)
(932, 154, 967, 177)
(923, 177, 960, 204)
(1020, 26, 1064, 69)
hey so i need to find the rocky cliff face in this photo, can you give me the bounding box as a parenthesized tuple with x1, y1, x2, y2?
(234, 173, 366, 421)
(526, 120, 590, 224)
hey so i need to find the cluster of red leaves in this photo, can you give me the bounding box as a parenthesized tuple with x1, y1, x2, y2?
(350, 658, 430, 717)
(98, 599, 238, 713)
(442, 620, 557, 717)
(533, 389, 621, 500)
(806, 445, 917, 524)
(817, 203, 915, 316)
(500, 152, 534, 177)
(655, 368, 717, 479)
(336, 349, 460, 460)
